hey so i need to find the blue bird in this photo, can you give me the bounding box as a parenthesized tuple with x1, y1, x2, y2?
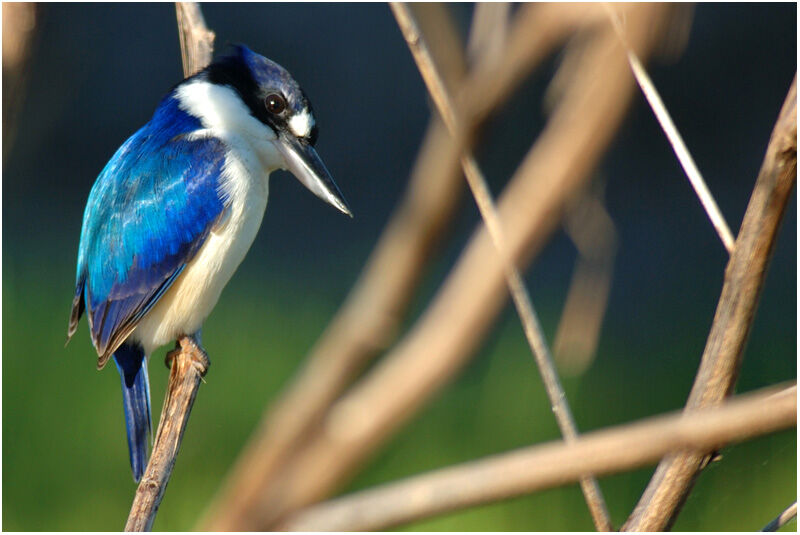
(67, 45, 351, 482)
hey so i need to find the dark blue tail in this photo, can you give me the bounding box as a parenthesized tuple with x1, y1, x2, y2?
(113, 344, 151, 482)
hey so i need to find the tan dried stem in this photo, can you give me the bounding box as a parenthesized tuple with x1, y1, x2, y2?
(762, 501, 798, 532)
(466, 3, 510, 69)
(623, 76, 797, 531)
(124, 336, 210, 531)
(202, 4, 671, 531)
(175, 2, 215, 78)
(201, 4, 594, 530)
(2, 2, 38, 159)
(283, 384, 796, 531)
(390, 2, 612, 529)
(2, 2, 36, 69)
(603, 4, 734, 254)
(201, 5, 473, 528)
(554, 182, 618, 375)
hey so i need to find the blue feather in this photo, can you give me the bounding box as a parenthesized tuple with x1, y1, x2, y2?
(73, 95, 227, 364)
(113, 344, 151, 482)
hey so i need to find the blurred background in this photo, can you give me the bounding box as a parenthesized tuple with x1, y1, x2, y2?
(2, 3, 796, 531)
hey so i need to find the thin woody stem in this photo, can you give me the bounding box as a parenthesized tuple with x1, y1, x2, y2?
(283, 385, 796, 531)
(124, 336, 210, 531)
(390, 3, 613, 530)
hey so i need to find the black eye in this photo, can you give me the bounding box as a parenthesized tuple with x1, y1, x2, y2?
(265, 93, 287, 115)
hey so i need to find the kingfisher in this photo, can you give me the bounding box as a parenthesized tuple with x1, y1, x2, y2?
(66, 45, 351, 482)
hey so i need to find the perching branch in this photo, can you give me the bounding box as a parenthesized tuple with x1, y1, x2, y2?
(623, 76, 797, 531)
(124, 336, 211, 531)
(282, 384, 796, 531)
(175, 2, 215, 78)
(390, 2, 612, 529)
(123, 5, 215, 531)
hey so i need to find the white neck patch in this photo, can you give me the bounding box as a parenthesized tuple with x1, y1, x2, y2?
(175, 79, 287, 183)
(175, 80, 277, 142)
(288, 110, 315, 138)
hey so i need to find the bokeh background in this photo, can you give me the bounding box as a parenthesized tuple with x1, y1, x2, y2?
(3, 3, 796, 531)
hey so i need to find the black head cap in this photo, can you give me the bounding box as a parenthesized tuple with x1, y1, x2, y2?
(202, 44, 317, 143)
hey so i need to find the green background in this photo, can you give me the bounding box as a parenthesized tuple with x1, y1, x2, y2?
(3, 3, 796, 531)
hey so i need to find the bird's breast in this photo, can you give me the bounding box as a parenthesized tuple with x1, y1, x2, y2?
(132, 138, 271, 354)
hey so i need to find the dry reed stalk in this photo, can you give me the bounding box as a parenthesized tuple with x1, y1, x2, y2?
(603, 5, 735, 254)
(283, 384, 796, 531)
(2, 2, 36, 69)
(623, 76, 797, 531)
(762, 502, 798, 532)
(203, 5, 672, 531)
(466, 3, 510, 69)
(123, 4, 214, 530)
(554, 183, 618, 375)
(175, 2, 215, 79)
(201, 4, 596, 529)
(2, 2, 38, 159)
(200, 5, 477, 528)
(390, 2, 613, 529)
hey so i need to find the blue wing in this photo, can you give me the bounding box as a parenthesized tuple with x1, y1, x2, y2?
(69, 96, 228, 367)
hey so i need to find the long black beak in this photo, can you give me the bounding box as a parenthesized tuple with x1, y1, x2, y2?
(276, 132, 352, 217)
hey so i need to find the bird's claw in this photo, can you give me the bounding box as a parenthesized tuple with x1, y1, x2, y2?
(165, 335, 210, 375)
(164, 344, 181, 370)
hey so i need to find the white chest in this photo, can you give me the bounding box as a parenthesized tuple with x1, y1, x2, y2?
(132, 143, 272, 354)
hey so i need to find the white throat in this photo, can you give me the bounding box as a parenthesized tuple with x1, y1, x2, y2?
(175, 80, 284, 176)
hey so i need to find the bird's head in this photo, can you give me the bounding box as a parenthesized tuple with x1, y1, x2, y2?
(179, 44, 351, 216)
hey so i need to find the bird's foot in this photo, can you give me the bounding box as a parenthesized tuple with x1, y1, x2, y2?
(164, 335, 211, 376)
(165, 344, 180, 370)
